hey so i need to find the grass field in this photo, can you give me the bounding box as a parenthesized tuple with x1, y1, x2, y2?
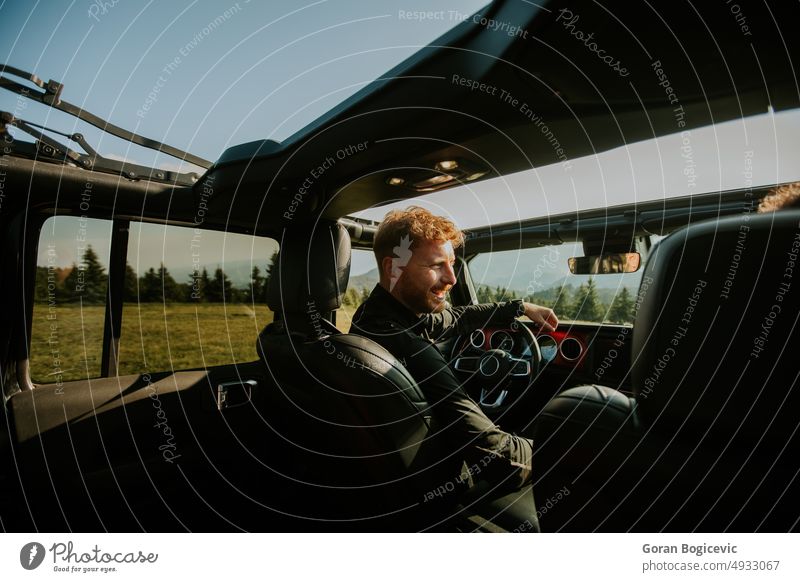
(30, 302, 275, 383)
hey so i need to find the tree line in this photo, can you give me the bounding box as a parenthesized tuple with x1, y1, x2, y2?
(475, 278, 636, 324)
(339, 278, 636, 324)
(35, 245, 279, 304)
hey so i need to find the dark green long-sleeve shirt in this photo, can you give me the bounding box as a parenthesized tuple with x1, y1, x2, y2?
(350, 284, 534, 489)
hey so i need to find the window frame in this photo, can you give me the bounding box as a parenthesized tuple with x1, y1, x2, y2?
(25, 211, 280, 385)
(464, 238, 653, 326)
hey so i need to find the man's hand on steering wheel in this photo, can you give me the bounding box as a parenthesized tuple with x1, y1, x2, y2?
(522, 303, 559, 332)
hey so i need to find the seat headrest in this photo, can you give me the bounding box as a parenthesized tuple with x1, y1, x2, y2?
(267, 222, 351, 313)
(632, 209, 800, 438)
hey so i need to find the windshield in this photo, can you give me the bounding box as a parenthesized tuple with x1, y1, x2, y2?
(469, 243, 646, 325)
(0, 1, 488, 169)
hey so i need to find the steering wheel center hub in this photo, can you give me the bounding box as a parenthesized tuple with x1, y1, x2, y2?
(452, 327, 542, 411)
(479, 349, 512, 378)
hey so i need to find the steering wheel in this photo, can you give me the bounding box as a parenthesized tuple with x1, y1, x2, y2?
(450, 322, 542, 410)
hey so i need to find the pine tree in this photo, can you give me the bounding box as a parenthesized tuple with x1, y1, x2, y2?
(177, 282, 192, 302)
(200, 268, 211, 302)
(552, 285, 573, 319)
(205, 267, 233, 302)
(63, 245, 107, 303)
(218, 268, 233, 301)
(608, 286, 635, 324)
(62, 264, 79, 302)
(83, 246, 107, 303)
(139, 267, 160, 302)
(261, 251, 279, 302)
(34, 266, 69, 303)
(34, 266, 53, 303)
(158, 263, 181, 302)
(572, 277, 604, 322)
(123, 263, 138, 302)
(248, 265, 264, 303)
(187, 270, 202, 302)
(476, 285, 492, 303)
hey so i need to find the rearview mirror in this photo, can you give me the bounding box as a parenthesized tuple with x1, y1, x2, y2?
(568, 252, 641, 274)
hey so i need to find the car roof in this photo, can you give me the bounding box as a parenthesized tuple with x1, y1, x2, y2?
(5, 0, 797, 235)
(202, 0, 799, 229)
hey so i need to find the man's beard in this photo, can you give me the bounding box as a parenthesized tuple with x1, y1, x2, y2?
(397, 282, 449, 314)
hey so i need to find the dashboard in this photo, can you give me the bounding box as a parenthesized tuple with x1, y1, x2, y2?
(535, 329, 588, 370)
(457, 326, 589, 370)
(439, 321, 634, 395)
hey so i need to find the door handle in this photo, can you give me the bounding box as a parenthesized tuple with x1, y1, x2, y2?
(216, 380, 256, 411)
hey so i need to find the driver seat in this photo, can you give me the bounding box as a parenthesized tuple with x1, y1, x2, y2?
(257, 222, 539, 531)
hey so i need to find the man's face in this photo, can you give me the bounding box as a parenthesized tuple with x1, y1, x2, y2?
(389, 238, 457, 315)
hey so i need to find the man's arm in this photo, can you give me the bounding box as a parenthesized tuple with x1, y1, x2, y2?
(405, 335, 534, 488)
(419, 300, 559, 339)
(521, 303, 560, 331)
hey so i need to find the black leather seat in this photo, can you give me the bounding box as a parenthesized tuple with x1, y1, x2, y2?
(532, 210, 800, 531)
(257, 222, 539, 531)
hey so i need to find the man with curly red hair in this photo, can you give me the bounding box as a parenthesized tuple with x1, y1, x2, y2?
(352, 206, 558, 509)
(757, 182, 800, 213)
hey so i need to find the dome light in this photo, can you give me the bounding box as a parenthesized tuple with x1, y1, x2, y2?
(435, 160, 459, 172)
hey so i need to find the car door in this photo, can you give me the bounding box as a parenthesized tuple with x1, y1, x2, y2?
(1, 213, 295, 531)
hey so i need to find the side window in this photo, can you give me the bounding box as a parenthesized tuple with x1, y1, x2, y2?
(337, 248, 377, 332)
(30, 216, 113, 383)
(120, 222, 278, 374)
(30, 216, 279, 384)
(469, 243, 643, 325)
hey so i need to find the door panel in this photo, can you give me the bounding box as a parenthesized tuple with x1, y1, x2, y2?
(3, 361, 300, 531)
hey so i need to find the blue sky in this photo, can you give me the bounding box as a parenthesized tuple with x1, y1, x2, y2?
(1, 0, 488, 166)
(3, 0, 486, 275)
(6, 0, 800, 277)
